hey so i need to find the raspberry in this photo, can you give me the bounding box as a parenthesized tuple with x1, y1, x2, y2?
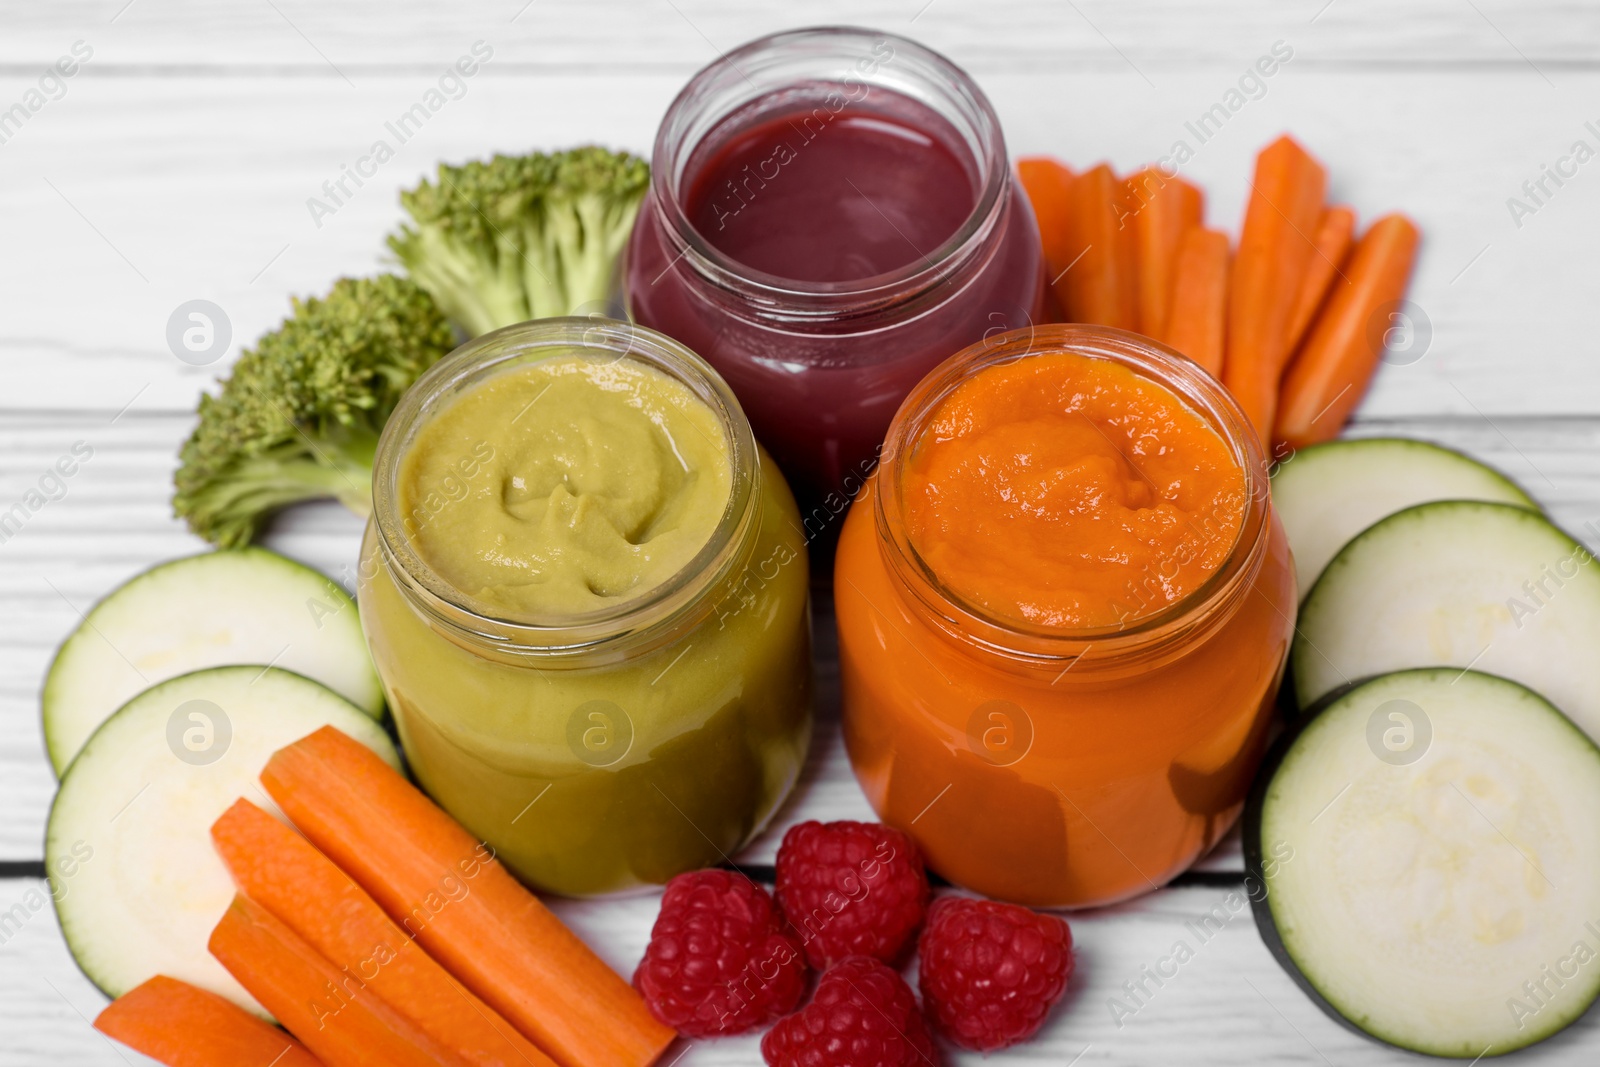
(761, 957, 939, 1067)
(633, 869, 807, 1037)
(916, 897, 1073, 1051)
(775, 820, 930, 968)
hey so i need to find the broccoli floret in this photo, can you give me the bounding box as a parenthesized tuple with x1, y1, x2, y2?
(387, 146, 650, 337)
(173, 274, 457, 547)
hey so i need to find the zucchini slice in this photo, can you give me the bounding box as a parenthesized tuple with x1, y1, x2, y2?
(1294, 501, 1600, 742)
(1270, 437, 1535, 597)
(1248, 669, 1600, 1056)
(46, 666, 400, 1014)
(43, 547, 383, 775)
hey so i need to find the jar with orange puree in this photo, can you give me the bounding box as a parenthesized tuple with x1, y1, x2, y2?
(835, 325, 1295, 908)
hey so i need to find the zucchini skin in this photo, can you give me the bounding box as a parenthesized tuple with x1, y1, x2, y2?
(1243, 682, 1379, 1050)
(1246, 667, 1600, 1058)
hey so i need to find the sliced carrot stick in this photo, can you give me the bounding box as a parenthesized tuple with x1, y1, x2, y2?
(1223, 135, 1328, 439)
(212, 799, 556, 1067)
(93, 975, 322, 1067)
(1283, 205, 1356, 352)
(261, 727, 675, 1067)
(1056, 163, 1138, 329)
(1274, 214, 1421, 449)
(1017, 156, 1077, 284)
(1126, 167, 1204, 337)
(209, 893, 468, 1067)
(1159, 228, 1231, 379)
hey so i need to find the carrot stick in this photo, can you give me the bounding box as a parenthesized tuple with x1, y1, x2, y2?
(1159, 228, 1231, 379)
(94, 975, 322, 1067)
(1223, 135, 1328, 439)
(1017, 156, 1076, 285)
(261, 727, 675, 1067)
(1283, 205, 1356, 352)
(212, 799, 556, 1067)
(1126, 168, 1204, 337)
(1057, 163, 1138, 329)
(209, 893, 468, 1067)
(1274, 214, 1420, 450)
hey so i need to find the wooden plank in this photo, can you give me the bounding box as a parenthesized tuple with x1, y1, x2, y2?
(4, 0, 1600, 68)
(1, 63, 1596, 415)
(7, 872, 1598, 1065)
(2, 411, 1599, 862)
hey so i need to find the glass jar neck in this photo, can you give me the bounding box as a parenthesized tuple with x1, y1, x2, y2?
(873, 325, 1275, 679)
(369, 317, 762, 668)
(648, 25, 1013, 331)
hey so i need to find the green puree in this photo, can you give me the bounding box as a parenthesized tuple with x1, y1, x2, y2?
(365, 350, 812, 897)
(398, 355, 731, 616)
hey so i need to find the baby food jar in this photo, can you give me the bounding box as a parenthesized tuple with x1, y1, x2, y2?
(835, 325, 1296, 908)
(625, 26, 1044, 528)
(360, 318, 812, 898)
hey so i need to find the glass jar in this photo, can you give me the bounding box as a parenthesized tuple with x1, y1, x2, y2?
(834, 326, 1296, 908)
(625, 26, 1044, 529)
(359, 318, 813, 898)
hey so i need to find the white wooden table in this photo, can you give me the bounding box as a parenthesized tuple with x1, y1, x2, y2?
(3, 1, 1600, 1063)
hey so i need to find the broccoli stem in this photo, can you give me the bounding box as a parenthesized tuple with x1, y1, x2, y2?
(393, 226, 527, 338)
(389, 147, 649, 336)
(180, 438, 377, 548)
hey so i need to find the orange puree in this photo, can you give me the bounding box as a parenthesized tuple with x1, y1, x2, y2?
(835, 327, 1296, 909)
(902, 353, 1245, 629)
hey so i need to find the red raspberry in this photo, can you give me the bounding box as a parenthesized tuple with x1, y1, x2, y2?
(775, 820, 930, 968)
(761, 957, 939, 1067)
(917, 897, 1073, 1051)
(633, 869, 807, 1037)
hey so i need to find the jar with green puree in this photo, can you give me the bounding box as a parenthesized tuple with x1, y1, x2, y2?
(360, 318, 812, 897)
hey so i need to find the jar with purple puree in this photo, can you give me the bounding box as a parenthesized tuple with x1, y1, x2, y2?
(625, 26, 1044, 536)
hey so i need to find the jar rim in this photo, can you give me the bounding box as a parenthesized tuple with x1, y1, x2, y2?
(647, 25, 1011, 314)
(369, 317, 760, 660)
(874, 324, 1276, 664)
